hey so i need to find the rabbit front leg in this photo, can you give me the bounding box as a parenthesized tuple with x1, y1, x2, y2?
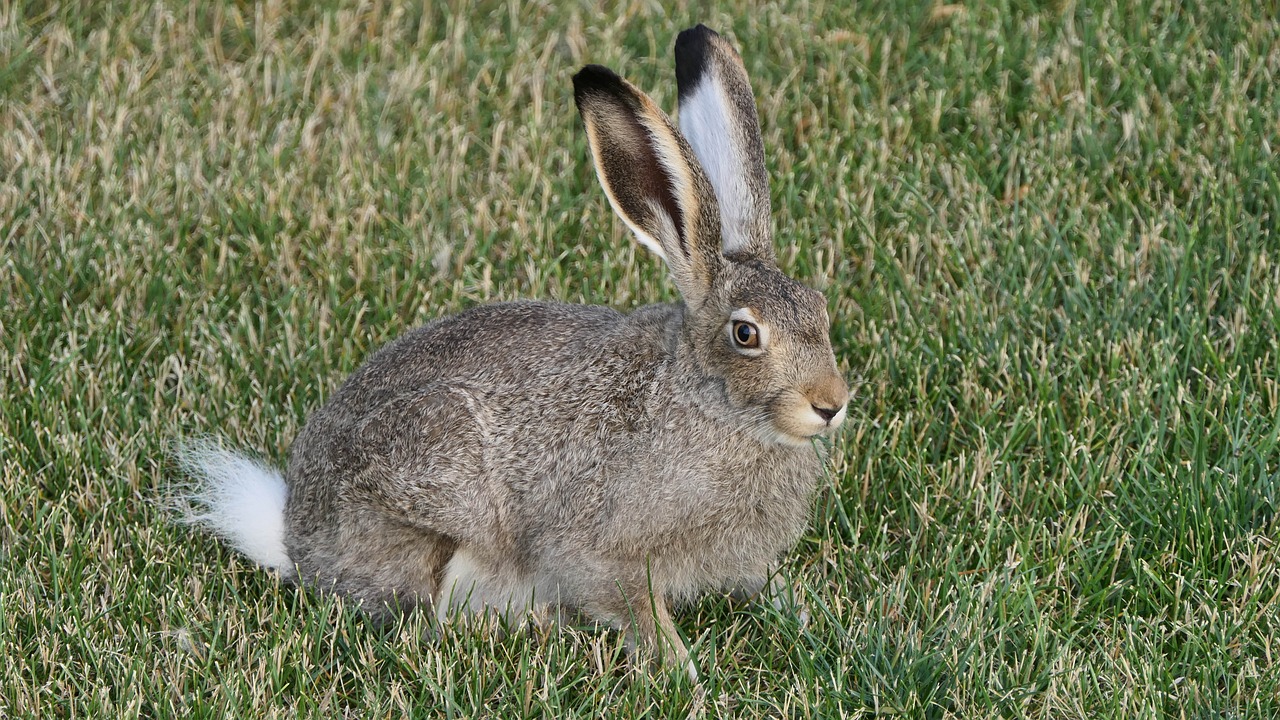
(593, 583, 697, 681)
(629, 592, 698, 682)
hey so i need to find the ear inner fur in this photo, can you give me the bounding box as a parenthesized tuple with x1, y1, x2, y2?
(586, 95, 688, 259)
(573, 64, 722, 308)
(675, 25, 775, 264)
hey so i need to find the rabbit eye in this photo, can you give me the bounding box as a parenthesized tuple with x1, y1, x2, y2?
(732, 321, 760, 349)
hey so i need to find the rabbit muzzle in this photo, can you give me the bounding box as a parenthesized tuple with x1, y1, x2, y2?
(768, 371, 850, 444)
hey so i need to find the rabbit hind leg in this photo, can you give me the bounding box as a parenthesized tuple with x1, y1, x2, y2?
(292, 515, 458, 625)
(434, 545, 545, 630)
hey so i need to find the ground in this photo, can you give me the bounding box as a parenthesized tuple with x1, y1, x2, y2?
(1, 1, 1278, 717)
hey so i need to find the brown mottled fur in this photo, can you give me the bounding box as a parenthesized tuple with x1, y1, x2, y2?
(188, 26, 849, 677)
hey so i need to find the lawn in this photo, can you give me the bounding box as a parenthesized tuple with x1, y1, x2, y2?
(2, 0, 1278, 717)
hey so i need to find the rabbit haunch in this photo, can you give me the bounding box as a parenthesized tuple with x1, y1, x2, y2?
(178, 25, 848, 675)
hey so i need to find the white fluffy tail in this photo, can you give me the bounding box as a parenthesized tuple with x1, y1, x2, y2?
(174, 439, 295, 579)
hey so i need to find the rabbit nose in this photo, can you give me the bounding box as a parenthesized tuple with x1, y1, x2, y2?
(809, 374, 849, 424)
(811, 404, 841, 423)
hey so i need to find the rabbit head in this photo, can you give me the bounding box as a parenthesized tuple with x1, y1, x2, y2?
(573, 26, 848, 447)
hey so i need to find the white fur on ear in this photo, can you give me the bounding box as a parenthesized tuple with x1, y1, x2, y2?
(679, 74, 757, 256)
(675, 25, 774, 262)
(594, 181, 671, 261)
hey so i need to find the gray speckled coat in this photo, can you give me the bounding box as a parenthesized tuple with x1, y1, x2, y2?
(278, 26, 850, 673)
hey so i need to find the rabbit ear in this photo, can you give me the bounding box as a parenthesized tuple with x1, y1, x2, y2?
(574, 64, 721, 309)
(674, 25, 775, 264)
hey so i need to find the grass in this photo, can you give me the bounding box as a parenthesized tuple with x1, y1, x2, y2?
(2, 0, 1278, 716)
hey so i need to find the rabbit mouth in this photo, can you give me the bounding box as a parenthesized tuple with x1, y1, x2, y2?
(763, 392, 847, 446)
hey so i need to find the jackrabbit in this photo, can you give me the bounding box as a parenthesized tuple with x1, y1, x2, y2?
(179, 25, 848, 677)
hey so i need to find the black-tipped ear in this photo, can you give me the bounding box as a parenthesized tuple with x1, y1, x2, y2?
(674, 25, 775, 264)
(573, 64, 722, 308)
(674, 25, 718, 102)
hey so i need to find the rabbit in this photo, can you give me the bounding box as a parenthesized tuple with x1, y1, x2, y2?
(178, 24, 849, 678)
